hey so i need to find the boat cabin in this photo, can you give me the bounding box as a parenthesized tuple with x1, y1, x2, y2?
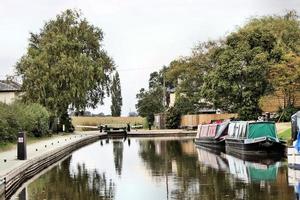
(196, 121, 229, 139)
(228, 121, 278, 141)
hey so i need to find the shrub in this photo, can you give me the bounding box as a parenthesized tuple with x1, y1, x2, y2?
(0, 102, 50, 141)
(0, 103, 20, 142)
(165, 107, 181, 129)
(276, 106, 299, 122)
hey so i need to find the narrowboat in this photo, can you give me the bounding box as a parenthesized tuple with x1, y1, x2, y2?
(225, 121, 286, 157)
(194, 120, 229, 149)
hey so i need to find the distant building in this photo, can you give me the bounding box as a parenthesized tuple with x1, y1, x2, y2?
(0, 80, 21, 104)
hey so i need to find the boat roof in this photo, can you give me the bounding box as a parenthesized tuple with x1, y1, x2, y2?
(228, 121, 277, 139)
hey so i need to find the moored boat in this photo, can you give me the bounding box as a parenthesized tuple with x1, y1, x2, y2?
(225, 121, 286, 157)
(194, 120, 229, 149)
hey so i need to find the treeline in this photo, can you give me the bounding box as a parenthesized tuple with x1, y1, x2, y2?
(136, 11, 300, 128)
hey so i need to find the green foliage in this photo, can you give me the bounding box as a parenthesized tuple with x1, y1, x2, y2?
(165, 42, 219, 111)
(16, 9, 115, 119)
(0, 102, 50, 142)
(165, 106, 181, 129)
(0, 103, 20, 142)
(202, 12, 300, 119)
(111, 72, 122, 116)
(276, 106, 299, 122)
(165, 95, 199, 129)
(136, 87, 165, 126)
(59, 112, 74, 133)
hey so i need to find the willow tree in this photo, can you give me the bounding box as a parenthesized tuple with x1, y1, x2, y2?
(16, 9, 115, 120)
(110, 72, 122, 116)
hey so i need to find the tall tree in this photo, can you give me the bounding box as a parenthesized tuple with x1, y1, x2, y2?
(110, 72, 122, 116)
(16, 9, 114, 119)
(202, 11, 300, 119)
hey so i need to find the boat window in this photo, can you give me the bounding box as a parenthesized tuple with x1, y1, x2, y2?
(196, 125, 202, 138)
(201, 125, 209, 137)
(228, 123, 236, 137)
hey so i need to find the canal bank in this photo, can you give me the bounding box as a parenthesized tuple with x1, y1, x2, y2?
(0, 130, 196, 199)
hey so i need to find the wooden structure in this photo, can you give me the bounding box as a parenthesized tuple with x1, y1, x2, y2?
(154, 113, 166, 129)
(180, 113, 237, 128)
(99, 124, 130, 138)
(259, 90, 300, 112)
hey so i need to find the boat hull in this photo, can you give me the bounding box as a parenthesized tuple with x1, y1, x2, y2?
(225, 138, 286, 157)
(194, 137, 225, 150)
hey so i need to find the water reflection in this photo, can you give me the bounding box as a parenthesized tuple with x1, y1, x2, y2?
(196, 146, 293, 199)
(113, 141, 124, 176)
(14, 156, 115, 200)
(10, 138, 296, 200)
(288, 167, 300, 199)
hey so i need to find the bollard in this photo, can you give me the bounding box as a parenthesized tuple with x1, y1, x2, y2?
(127, 123, 131, 132)
(17, 131, 27, 160)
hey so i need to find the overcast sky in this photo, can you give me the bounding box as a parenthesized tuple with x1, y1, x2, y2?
(0, 0, 299, 116)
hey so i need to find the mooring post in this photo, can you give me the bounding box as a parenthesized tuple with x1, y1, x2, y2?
(127, 123, 131, 132)
(17, 131, 27, 160)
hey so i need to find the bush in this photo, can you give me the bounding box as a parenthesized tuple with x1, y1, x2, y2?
(0, 102, 50, 142)
(165, 107, 181, 129)
(0, 103, 21, 142)
(237, 105, 262, 121)
(276, 106, 299, 122)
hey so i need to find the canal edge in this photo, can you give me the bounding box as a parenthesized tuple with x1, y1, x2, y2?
(0, 133, 106, 199)
(0, 131, 196, 199)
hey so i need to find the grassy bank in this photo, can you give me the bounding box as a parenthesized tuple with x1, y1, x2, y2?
(278, 127, 291, 141)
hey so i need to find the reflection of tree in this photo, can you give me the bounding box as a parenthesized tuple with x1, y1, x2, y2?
(26, 156, 115, 200)
(113, 141, 124, 176)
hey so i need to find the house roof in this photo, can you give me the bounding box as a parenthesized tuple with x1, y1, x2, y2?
(0, 80, 21, 92)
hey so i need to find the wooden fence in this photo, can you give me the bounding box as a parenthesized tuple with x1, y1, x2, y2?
(180, 113, 238, 128)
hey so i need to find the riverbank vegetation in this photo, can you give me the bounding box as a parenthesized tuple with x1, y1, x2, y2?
(0, 102, 49, 145)
(136, 11, 300, 127)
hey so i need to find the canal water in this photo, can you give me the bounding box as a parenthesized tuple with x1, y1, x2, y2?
(11, 137, 297, 200)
